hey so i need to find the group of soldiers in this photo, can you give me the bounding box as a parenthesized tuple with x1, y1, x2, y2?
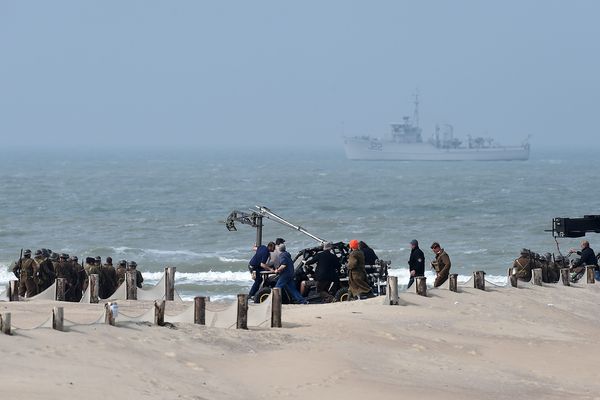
(11, 248, 144, 300)
(511, 240, 600, 283)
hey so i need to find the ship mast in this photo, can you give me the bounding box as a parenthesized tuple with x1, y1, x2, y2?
(413, 92, 419, 128)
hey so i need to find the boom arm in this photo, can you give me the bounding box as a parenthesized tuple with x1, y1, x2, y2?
(551, 215, 600, 238)
(224, 205, 326, 245)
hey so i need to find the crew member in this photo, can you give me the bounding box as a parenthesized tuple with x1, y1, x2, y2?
(569, 240, 598, 282)
(407, 239, 425, 289)
(431, 242, 451, 288)
(274, 243, 307, 304)
(359, 241, 379, 265)
(248, 242, 275, 298)
(347, 239, 373, 298)
(305, 241, 341, 302)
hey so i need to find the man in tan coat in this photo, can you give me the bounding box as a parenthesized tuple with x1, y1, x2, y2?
(431, 242, 451, 288)
(347, 239, 372, 298)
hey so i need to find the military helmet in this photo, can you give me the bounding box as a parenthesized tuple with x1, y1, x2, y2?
(118, 259, 127, 266)
(50, 253, 59, 261)
(34, 249, 43, 256)
(23, 249, 32, 256)
(95, 256, 102, 262)
(71, 256, 79, 262)
(42, 248, 51, 257)
(128, 261, 137, 268)
(60, 253, 69, 259)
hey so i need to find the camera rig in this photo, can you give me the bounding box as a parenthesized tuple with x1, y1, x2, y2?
(550, 215, 600, 238)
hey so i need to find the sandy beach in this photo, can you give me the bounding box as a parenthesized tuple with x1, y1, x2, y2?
(1, 282, 600, 400)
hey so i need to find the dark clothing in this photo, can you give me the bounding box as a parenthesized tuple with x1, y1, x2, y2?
(116, 266, 126, 287)
(305, 250, 340, 282)
(249, 245, 270, 267)
(347, 250, 372, 297)
(100, 264, 118, 299)
(573, 247, 598, 268)
(34, 257, 56, 292)
(275, 251, 306, 304)
(248, 245, 271, 297)
(407, 246, 425, 289)
(362, 247, 378, 265)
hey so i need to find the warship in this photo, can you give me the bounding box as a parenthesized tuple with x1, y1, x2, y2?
(343, 96, 530, 161)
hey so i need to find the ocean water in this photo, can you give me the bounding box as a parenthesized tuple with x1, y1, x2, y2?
(1, 146, 598, 301)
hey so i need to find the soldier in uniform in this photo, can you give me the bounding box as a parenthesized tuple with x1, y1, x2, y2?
(127, 261, 144, 288)
(70, 255, 87, 301)
(116, 259, 127, 288)
(12, 249, 38, 298)
(431, 242, 451, 288)
(84, 257, 96, 275)
(347, 239, 373, 298)
(100, 256, 118, 298)
(55, 254, 76, 301)
(34, 249, 56, 292)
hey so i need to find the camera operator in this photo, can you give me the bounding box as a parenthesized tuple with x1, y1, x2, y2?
(569, 240, 598, 282)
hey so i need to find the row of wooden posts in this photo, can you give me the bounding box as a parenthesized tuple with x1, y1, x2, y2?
(0, 288, 283, 335)
(385, 266, 598, 305)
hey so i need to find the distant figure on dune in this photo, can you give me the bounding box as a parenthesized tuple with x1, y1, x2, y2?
(430, 242, 451, 288)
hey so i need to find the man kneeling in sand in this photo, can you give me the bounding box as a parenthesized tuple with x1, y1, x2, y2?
(431, 242, 451, 288)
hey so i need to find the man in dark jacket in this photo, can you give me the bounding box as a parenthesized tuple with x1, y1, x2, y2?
(305, 242, 341, 302)
(347, 239, 373, 298)
(274, 244, 307, 304)
(407, 239, 425, 289)
(569, 240, 598, 282)
(248, 242, 276, 298)
(359, 241, 378, 265)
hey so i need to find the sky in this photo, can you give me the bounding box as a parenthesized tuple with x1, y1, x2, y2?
(1, 1, 599, 150)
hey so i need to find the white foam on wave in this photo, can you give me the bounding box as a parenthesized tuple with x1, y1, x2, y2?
(142, 270, 252, 284)
(388, 267, 507, 286)
(218, 256, 247, 263)
(463, 249, 488, 255)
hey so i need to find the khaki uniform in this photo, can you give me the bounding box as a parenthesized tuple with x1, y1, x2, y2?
(347, 250, 371, 297)
(14, 257, 38, 298)
(55, 261, 76, 301)
(100, 264, 118, 299)
(116, 266, 126, 287)
(432, 249, 451, 287)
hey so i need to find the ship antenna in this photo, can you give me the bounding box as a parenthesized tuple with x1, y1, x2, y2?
(413, 92, 419, 127)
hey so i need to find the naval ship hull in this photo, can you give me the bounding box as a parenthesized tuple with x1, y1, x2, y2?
(343, 138, 530, 161)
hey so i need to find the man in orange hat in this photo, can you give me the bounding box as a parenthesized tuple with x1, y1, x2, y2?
(347, 239, 373, 298)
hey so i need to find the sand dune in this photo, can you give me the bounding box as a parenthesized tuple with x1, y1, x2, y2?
(1, 282, 599, 399)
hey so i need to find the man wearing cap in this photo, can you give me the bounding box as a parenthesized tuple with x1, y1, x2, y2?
(304, 242, 341, 302)
(431, 242, 451, 288)
(407, 239, 425, 289)
(347, 239, 373, 298)
(13, 249, 38, 297)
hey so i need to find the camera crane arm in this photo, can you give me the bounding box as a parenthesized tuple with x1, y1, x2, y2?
(224, 205, 327, 246)
(549, 215, 600, 238)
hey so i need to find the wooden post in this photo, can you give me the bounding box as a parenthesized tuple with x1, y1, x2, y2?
(52, 307, 64, 331)
(164, 266, 176, 301)
(89, 274, 99, 303)
(126, 270, 137, 300)
(387, 276, 399, 305)
(415, 276, 427, 297)
(104, 303, 115, 326)
(0, 313, 11, 335)
(560, 268, 570, 286)
(271, 288, 282, 328)
(449, 274, 458, 292)
(154, 300, 165, 326)
(474, 271, 486, 290)
(586, 266, 596, 284)
(9, 280, 19, 301)
(194, 296, 206, 325)
(236, 294, 248, 330)
(55, 278, 66, 301)
(532, 268, 543, 286)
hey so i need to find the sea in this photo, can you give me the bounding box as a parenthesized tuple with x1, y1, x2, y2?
(1, 146, 598, 301)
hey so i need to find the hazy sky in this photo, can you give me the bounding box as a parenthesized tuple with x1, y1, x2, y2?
(1, 1, 598, 150)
